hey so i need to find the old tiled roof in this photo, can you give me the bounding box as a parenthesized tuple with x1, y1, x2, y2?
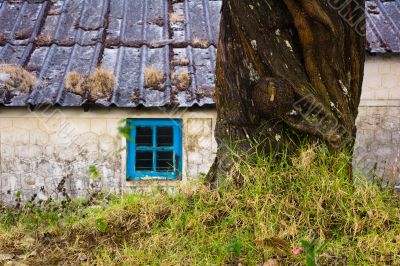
(366, 0, 400, 53)
(0, 0, 398, 108)
(0, 0, 221, 107)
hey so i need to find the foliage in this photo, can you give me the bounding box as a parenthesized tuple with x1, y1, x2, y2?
(0, 145, 399, 265)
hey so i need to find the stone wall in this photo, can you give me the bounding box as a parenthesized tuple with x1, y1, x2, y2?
(1, 54, 400, 203)
(0, 107, 217, 203)
(353, 54, 400, 185)
(354, 107, 400, 183)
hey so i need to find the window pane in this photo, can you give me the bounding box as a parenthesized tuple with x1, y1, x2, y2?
(156, 126, 173, 147)
(136, 126, 153, 146)
(136, 151, 153, 171)
(156, 151, 174, 172)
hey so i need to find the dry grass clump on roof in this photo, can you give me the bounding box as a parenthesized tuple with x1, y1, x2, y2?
(172, 70, 191, 91)
(170, 13, 184, 23)
(172, 58, 189, 66)
(65, 71, 84, 94)
(192, 37, 209, 48)
(65, 68, 116, 100)
(0, 64, 36, 93)
(144, 66, 166, 89)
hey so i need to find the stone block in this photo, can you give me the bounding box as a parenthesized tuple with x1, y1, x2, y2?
(99, 134, 117, 152)
(0, 144, 14, 158)
(38, 113, 64, 134)
(389, 88, 400, 100)
(30, 130, 49, 146)
(198, 161, 212, 174)
(379, 61, 391, 74)
(91, 119, 108, 135)
(187, 119, 205, 136)
(198, 135, 212, 151)
(15, 145, 42, 159)
(0, 118, 13, 129)
(57, 146, 78, 162)
(0, 128, 29, 145)
(106, 119, 121, 137)
(1, 173, 20, 198)
(375, 89, 390, 100)
(363, 74, 381, 88)
(63, 119, 92, 137)
(381, 74, 398, 89)
(188, 152, 203, 164)
(13, 119, 38, 130)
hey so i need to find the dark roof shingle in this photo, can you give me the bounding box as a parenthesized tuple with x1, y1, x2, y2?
(0, 0, 398, 108)
(0, 0, 220, 107)
(366, 0, 400, 53)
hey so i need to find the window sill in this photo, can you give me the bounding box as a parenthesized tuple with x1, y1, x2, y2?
(124, 179, 181, 187)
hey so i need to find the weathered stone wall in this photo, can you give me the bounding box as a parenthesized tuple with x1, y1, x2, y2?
(0, 108, 217, 204)
(354, 107, 400, 183)
(1, 55, 400, 203)
(353, 55, 400, 185)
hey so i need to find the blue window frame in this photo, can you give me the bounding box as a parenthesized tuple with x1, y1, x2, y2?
(126, 119, 182, 180)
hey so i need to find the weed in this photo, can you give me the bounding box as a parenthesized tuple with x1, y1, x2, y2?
(144, 66, 165, 89)
(172, 70, 191, 90)
(65, 68, 116, 100)
(170, 13, 184, 23)
(0, 145, 400, 265)
(192, 37, 210, 48)
(0, 64, 36, 93)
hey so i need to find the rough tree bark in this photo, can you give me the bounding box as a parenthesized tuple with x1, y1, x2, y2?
(207, 0, 366, 184)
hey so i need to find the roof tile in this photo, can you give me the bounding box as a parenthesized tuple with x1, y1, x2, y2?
(0, 0, 398, 108)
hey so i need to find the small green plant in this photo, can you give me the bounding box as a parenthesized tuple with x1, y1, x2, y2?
(96, 218, 108, 233)
(89, 165, 101, 181)
(117, 118, 133, 142)
(300, 239, 327, 266)
(0, 145, 399, 265)
(227, 237, 242, 257)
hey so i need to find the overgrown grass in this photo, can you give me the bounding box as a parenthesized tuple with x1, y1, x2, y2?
(1, 146, 400, 265)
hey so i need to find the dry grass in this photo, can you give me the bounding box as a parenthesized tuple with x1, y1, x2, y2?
(172, 58, 190, 66)
(65, 68, 116, 99)
(65, 71, 84, 95)
(35, 34, 52, 46)
(1, 144, 400, 265)
(192, 37, 209, 48)
(85, 68, 116, 98)
(0, 64, 36, 93)
(144, 66, 165, 88)
(172, 70, 191, 90)
(170, 13, 184, 23)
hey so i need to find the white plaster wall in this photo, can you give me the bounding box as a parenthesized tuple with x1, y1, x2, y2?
(0, 107, 217, 203)
(361, 55, 400, 106)
(355, 54, 400, 184)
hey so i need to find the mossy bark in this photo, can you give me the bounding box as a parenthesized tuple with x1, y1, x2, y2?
(207, 0, 366, 184)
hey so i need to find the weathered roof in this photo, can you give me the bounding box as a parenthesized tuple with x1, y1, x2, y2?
(0, 0, 221, 107)
(0, 0, 398, 108)
(366, 0, 400, 53)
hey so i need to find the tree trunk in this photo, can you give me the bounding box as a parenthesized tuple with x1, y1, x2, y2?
(207, 0, 366, 184)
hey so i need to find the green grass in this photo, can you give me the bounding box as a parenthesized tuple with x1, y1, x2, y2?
(1, 145, 400, 265)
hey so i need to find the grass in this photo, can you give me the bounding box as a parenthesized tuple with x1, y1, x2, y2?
(144, 66, 165, 88)
(170, 13, 184, 23)
(192, 37, 210, 48)
(0, 64, 36, 93)
(0, 145, 400, 265)
(172, 70, 191, 90)
(65, 68, 116, 99)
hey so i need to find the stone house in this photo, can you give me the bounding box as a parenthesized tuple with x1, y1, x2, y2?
(0, 0, 399, 203)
